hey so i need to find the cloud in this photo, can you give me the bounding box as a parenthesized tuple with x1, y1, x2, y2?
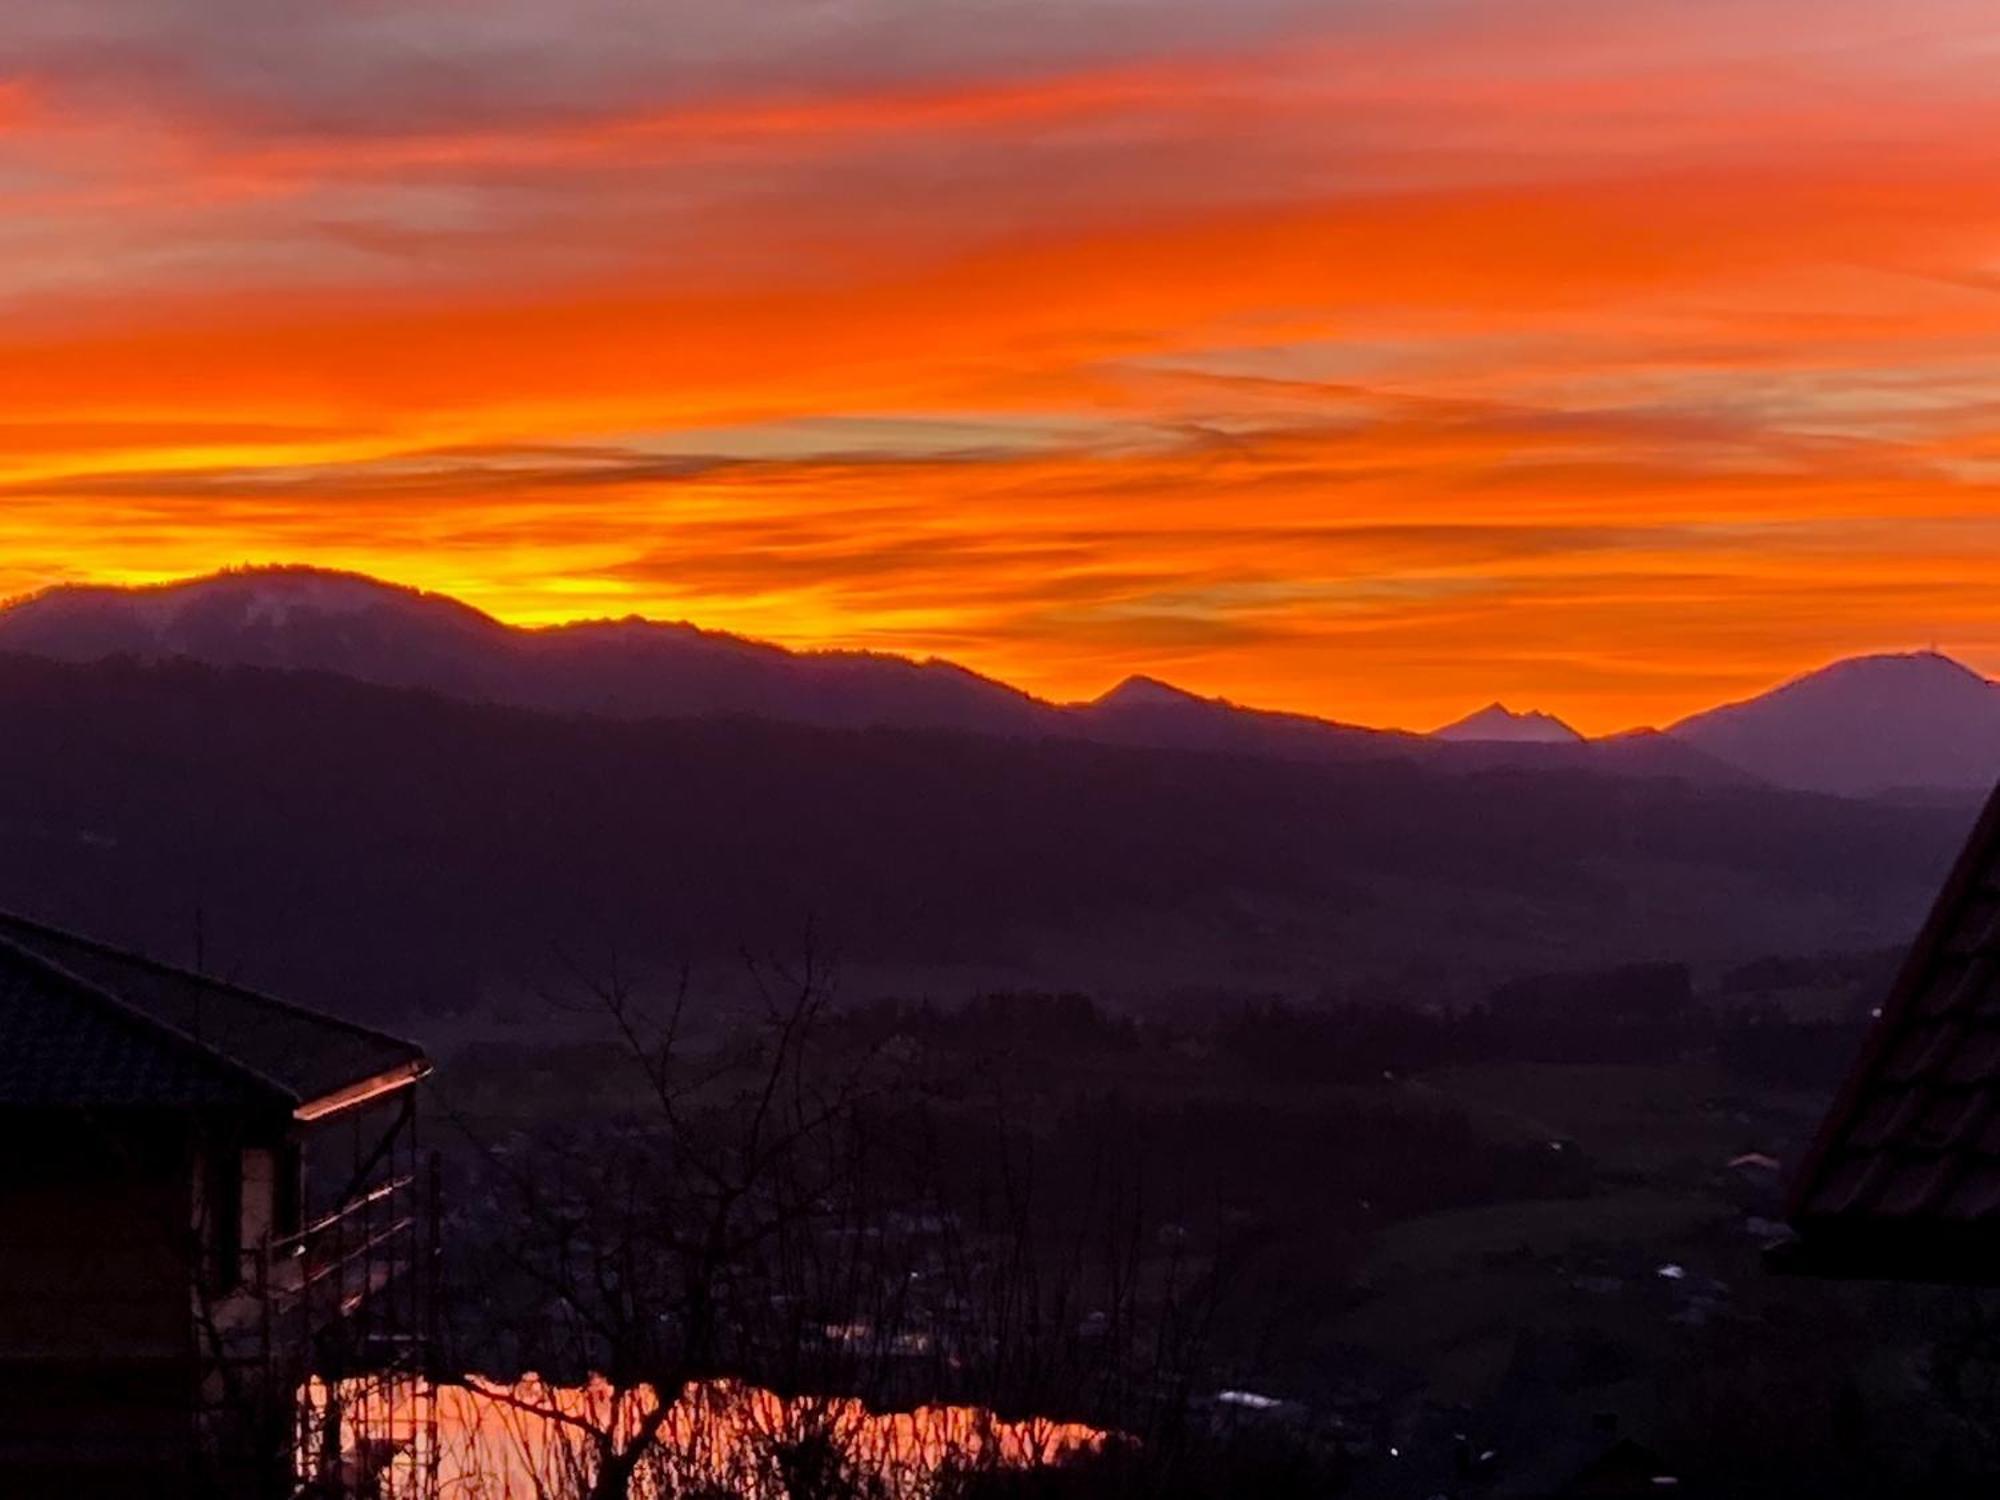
(0, 0, 1344, 138)
(7, 0, 2000, 729)
(10, 403, 2000, 730)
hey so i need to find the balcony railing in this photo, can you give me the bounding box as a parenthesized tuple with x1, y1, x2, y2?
(257, 1173, 421, 1326)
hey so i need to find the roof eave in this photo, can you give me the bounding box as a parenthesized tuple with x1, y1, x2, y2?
(293, 1057, 432, 1123)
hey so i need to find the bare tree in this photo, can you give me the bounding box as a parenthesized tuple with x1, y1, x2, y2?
(437, 948, 1233, 1500)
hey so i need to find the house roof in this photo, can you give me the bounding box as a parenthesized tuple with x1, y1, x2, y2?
(0, 911, 429, 1118)
(1783, 782, 2000, 1281)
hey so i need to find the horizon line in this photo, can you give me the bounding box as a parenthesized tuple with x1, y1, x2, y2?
(2, 561, 1982, 741)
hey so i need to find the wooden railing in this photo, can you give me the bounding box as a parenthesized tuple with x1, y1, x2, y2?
(259, 1173, 421, 1325)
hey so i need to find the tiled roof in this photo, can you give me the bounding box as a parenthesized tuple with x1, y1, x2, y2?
(0, 951, 258, 1109)
(0, 912, 428, 1115)
(1785, 787, 2000, 1280)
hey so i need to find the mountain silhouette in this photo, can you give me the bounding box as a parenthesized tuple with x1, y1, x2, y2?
(0, 568, 1731, 783)
(0, 566, 1048, 734)
(1666, 651, 2000, 796)
(17, 568, 1990, 795)
(1433, 703, 1585, 745)
(1091, 674, 1220, 710)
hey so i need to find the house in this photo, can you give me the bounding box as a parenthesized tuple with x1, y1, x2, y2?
(0, 911, 436, 1496)
(1782, 787, 2000, 1282)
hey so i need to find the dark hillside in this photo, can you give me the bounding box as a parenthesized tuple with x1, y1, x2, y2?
(0, 655, 1969, 1021)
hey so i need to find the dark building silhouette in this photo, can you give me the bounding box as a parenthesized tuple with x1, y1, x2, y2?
(1786, 783, 2000, 1281)
(0, 912, 437, 1496)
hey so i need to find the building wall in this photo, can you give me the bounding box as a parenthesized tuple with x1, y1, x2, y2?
(0, 1113, 205, 1491)
(0, 1097, 425, 1495)
(0, 1117, 196, 1359)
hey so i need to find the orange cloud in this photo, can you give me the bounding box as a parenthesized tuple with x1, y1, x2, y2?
(5, 0, 2000, 732)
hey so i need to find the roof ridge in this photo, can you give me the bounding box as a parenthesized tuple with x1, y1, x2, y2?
(0, 934, 298, 1107)
(0, 909, 425, 1060)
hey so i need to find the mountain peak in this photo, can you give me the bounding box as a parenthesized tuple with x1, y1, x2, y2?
(1092, 674, 1213, 710)
(1431, 702, 1584, 745)
(1805, 649, 1987, 687)
(1689, 650, 1994, 718)
(1668, 649, 2000, 795)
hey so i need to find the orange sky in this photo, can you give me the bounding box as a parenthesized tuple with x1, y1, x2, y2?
(6, 0, 2000, 732)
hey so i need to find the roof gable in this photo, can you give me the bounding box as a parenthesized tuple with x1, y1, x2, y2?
(0, 913, 428, 1115)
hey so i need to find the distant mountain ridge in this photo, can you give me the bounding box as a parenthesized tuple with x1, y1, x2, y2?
(0, 567, 1050, 736)
(0, 568, 1734, 785)
(2, 569, 1992, 796)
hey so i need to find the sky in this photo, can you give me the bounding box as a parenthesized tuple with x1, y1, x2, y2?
(5, 0, 2000, 733)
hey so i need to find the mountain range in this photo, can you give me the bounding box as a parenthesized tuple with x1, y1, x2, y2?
(0, 567, 1995, 798)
